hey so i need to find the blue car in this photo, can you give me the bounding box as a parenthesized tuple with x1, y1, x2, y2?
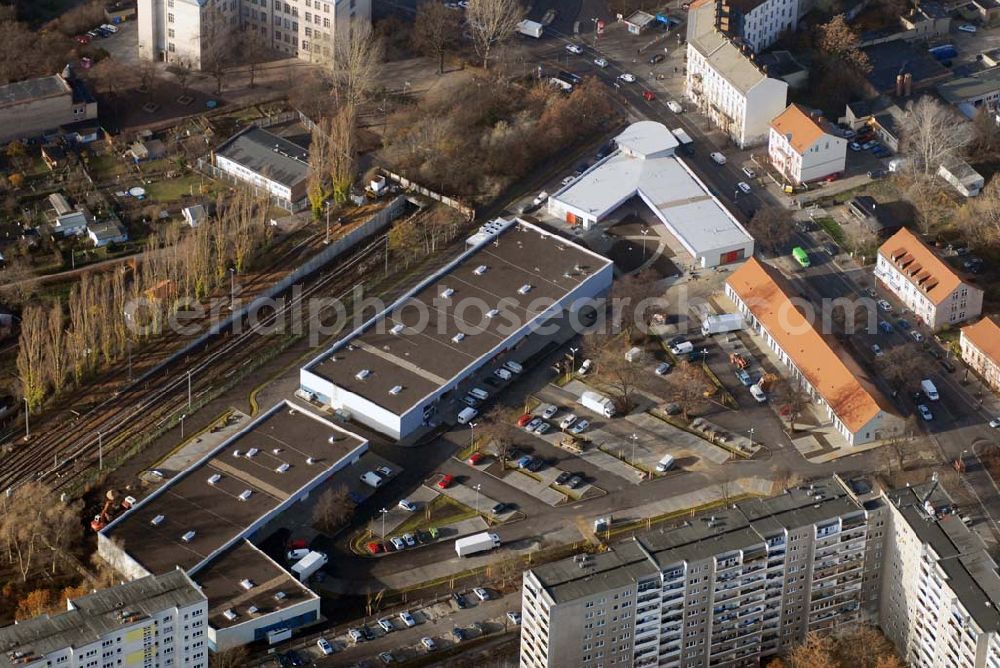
(872, 147, 890, 158)
(516, 455, 533, 469)
(878, 320, 894, 334)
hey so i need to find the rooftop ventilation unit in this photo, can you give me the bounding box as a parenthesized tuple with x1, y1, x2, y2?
(288, 408, 297, 416)
(181, 530, 196, 543)
(452, 333, 465, 343)
(390, 324, 405, 335)
(222, 609, 237, 622)
(246, 448, 259, 458)
(275, 463, 290, 473)
(247, 605, 259, 615)
(327, 434, 341, 443)
(440, 287, 454, 298)
(274, 591, 287, 601)
(306, 457, 316, 465)
(389, 385, 403, 395)
(272, 448, 282, 454)
(518, 284, 533, 295)
(486, 308, 499, 318)
(474, 265, 488, 275)
(238, 489, 253, 502)
(233, 449, 242, 458)
(208, 474, 221, 485)
(355, 369, 371, 381)
(239, 579, 255, 590)
(150, 515, 165, 526)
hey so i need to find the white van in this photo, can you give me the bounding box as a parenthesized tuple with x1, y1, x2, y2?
(670, 341, 694, 355)
(578, 359, 593, 375)
(503, 360, 524, 374)
(710, 152, 727, 165)
(469, 387, 489, 401)
(360, 471, 384, 488)
(655, 455, 675, 473)
(287, 548, 310, 561)
(457, 407, 479, 424)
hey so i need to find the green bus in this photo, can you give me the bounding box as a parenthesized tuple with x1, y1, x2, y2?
(792, 247, 810, 268)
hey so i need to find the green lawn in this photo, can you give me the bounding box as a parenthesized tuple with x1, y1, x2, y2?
(144, 174, 219, 203)
(816, 217, 846, 245)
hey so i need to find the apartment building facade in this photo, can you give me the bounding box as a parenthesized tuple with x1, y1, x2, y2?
(768, 103, 847, 184)
(685, 1, 788, 147)
(521, 477, 886, 668)
(717, 0, 800, 53)
(960, 318, 1000, 393)
(139, 0, 369, 69)
(0, 570, 208, 668)
(876, 228, 984, 330)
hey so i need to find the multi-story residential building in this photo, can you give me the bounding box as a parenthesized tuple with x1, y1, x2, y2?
(726, 257, 903, 446)
(876, 228, 984, 330)
(139, 0, 370, 70)
(0, 569, 207, 668)
(880, 480, 1000, 668)
(768, 103, 847, 184)
(714, 0, 800, 53)
(961, 317, 1000, 393)
(685, 0, 788, 147)
(521, 476, 886, 668)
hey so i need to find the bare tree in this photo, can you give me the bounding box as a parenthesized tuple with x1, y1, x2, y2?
(969, 106, 1000, 163)
(17, 305, 48, 411)
(0, 482, 76, 582)
(324, 20, 383, 108)
(746, 206, 793, 253)
(772, 376, 809, 432)
(200, 8, 233, 95)
(900, 97, 973, 176)
(209, 646, 250, 668)
(166, 59, 194, 95)
(466, 0, 523, 70)
(957, 175, 1000, 246)
(584, 334, 654, 414)
(477, 405, 519, 466)
(238, 26, 271, 89)
(312, 486, 356, 533)
(660, 360, 709, 420)
(610, 269, 661, 343)
(876, 343, 923, 394)
(413, 2, 462, 75)
(815, 14, 870, 72)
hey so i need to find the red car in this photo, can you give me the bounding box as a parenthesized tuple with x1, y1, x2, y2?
(468, 452, 484, 465)
(438, 474, 454, 489)
(517, 414, 533, 427)
(642, 90, 656, 101)
(288, 538, 308, 550)
(367, 541, 382, 554)
(74, 34, 91, 44)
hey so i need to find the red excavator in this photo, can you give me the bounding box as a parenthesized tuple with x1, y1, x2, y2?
(90, 490, 117, 532)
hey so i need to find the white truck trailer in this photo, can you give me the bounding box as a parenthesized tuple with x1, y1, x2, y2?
(517, 19, 544, 37)
(579, 390, 616, 418)
(291, 551, 328, 582)
(455, 532, 501, 557)
(701, 313, 744, 335)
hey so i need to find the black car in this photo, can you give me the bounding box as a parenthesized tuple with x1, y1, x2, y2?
(555, 471, 571, 486)
(491, 502, 507, 515)
(825, 243, 839, 256)
(286, 651, 305, 667)
(527, 458, 544, 472)
(452, 627, 467, 642)
(668, 335, 687, 347)
(558, 70, 582, 84)
(681, 143, 695, 156)
(940, 358, 956, 373)
(453, 592, 469, 608)
(361, 626, 376, 641)
(567, 474, 584, 489)
(648, 53, 665, 64)
(277, 655, 293, 668)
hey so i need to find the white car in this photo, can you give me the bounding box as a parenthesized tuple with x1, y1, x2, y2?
(531, 191, 548, 207)
(750, 384, 767, 403)
(594, 57, 609, 68)
(918, 404, 933, 421)
(666, 100, 683, 113)
(348, 628, 364, 643)
(507, 611, 522, 624)
(317, 638, 334, 655)
(398, 499, 416, 512)
(390, 536, 406, 551)
(378, 618, 395, 632)
(402, 532, 416, 547)
(560, 414, 578, 430)
(742, 166, 756, 179)
(569, 419, 589, 435)
(959, 23, 977, 32)
(877, 299, 892, 312)
(910, 330, 924, 343)
(473, 587, 490, 601)
(710, 151, 727, 165)
(618, 72, 636, 83)
(871, 344, 884, 357)
(737, 181, 751, 194)
(525, 417, 544, 432)
(560, 175, 576, 187)
(421, 636, 437, 651)
(399, 610, 417, 627)
(989, 417, 1000, 428)
(565, 43, 584, 54)
(101, 23, 119, 33)
(578, 359, 593, 375)
(541, 404, 558, 419)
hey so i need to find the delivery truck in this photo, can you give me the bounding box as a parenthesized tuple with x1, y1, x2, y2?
(671, 128, 694, 155)
(517, 19, 544, 38)
(579, 390, 616, 418)
(291, 551, 328, 582)
(701, 313, 744, 336)
(455, 532, 501, 557)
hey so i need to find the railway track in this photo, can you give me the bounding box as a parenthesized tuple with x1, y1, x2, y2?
(0, 232, 390, 494)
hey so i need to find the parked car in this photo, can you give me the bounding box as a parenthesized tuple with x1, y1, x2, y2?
(569, 419, 590, 435)
(737, 181, 751, 194)
(399, 610, 417, 627)
(878, 320, 894, 334)
(473, 587, 490, 601)
(541, 404, 559, 419)
(452, 592, 469, 608)
(594, 57, 609, 67)
(910, 330, 925, 343)
(452, 627, 467, 642)
(877, 299, 892, 312)
(402, 533, 416, 548)
(560, 414, 578, 430)
(390, 536, 406, 551)
(666, 100, 683, 113)
(642, 90, 656, 101)
(525, 417, 543, 432)
(742, 166, 756, 179)
(536, 422, 552, 435)
(648, 53, 665, 64)
(565, 43, 584, 54)
(989, 417, 1000, 428)
(468, 452, 485, 465)
(618, 72, 636, 83)
(379, 651, 395, 664)
(421, 636, 437, 651)
(367, 541, 382, 554)
(507, 611, 522, 624)
(376, 465, 393, 478)
(491, 502, 507, 515)
(655, 362, 672, 376)
(849, 141, 862, 151)
(437, 474, 454, 489)
(398, 498, 417, 512)
(378, 618, 395, 632)
(959, 23, 977, 32)
(516, 455, 534, 469)
(567, 474, 584, 489)
(74, 34, 91, 44)
(348, 628, 364, 643)
(555, 471, 572, 486)
(896, 318, 911, 330)
(871, 344, 884, 357)
(918, 404, 934, 421)
(735, 370, 753, 386)
(578, 359, 593, 374)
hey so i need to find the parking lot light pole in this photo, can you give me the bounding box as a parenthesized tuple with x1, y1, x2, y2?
(470, 422, 478, 449)
(641, 227, 650, 259)
(380, 507, 388, 541)
(570, 347, 579, 374)
(630, 433, 638, 465)
(473, 484, 482, 516)
(747, 427, 755, 448)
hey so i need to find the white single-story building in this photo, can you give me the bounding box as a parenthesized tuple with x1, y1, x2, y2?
(546, 121, 754, 267)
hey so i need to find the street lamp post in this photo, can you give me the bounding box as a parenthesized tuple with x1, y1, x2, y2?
(630, 433, 638, 465)
(380, 507, 389, 541)
(180, 413, 187, 439)
(473, 484, 482, 515)
(229, 267, 236, 307)
(570, 347, 579, 374)
(470, 422, 478, 450)
(640, 227, 650, 259)
(747, 427, 755, 448)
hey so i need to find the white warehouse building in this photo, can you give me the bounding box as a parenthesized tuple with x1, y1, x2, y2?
(298, 217, 614, 441)
(546, 121, 754, 268)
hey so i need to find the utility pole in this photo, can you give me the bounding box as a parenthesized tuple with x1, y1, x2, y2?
(380, 507, 388, 541)
(325, 205, 331, 245)
(98, 431, 103, 470)
(229, 267, 236, 308)
(180, 414, 187, 439)
(187, 370, 192, 409)
(474, 484, 482, 515)
(630, 433, 638, 465)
